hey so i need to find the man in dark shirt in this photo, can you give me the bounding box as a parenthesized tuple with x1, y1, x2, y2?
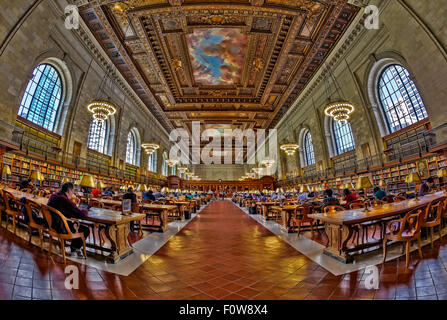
(19, 178, 32, 191)
(322, 189, 340, 205)
(143, 190, 156, 201)
(47, 182, 90, 257)
(123, 187, 137, 231)
(419, 177, 434, 196)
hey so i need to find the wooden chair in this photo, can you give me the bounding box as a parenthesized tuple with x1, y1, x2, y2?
(2, 190, 23, 234)
(393, 196, 407, 202)
(382, 206, 426, 267)
(370, 199, 386, 207)
(101, 196, 112, 200)
(422, 198, 446, 248)
(322, 204, 345, 213)
(349, 201, 366, 209)
(292, 205, 314, 236)
(132, 202, 143, 237)
(23, 199, 47, 251)
(40, 204, 87, 264)
(0, 190, 6, 226)
(89, 198, 103, 208)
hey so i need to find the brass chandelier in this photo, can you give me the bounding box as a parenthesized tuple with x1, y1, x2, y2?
(141, 143, 160, 154)
(87, 100, 117, 122)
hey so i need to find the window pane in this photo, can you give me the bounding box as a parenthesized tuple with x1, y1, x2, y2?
(333, 120, 355, 155)
(304, 131, 315, 166)
(87, 120, 108, 154)
(378, 64, 427, 133)
(126, 131, 136, 165)
(18, 64, 63, 132)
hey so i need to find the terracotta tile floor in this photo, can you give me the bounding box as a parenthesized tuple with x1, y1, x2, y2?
(1, 200, 447, 300)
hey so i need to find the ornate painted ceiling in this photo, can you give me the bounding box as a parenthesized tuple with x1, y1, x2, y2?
(78, 0, 360, 134)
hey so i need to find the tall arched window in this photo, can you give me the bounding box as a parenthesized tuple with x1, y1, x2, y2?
(126, 131, 137, 165)
(171, 165, 176, 176)
(162, 152, 168, 176)
(303, 131, 315, 166)
(87, 120, 109, 154)
(378, 64, 427, 133)
(148, 151, 157, 172)
(18, 64, 63, 132)
(333, 120, 355, 155)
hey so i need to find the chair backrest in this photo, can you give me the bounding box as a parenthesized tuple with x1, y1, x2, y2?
(370, 199, 385, 207)
(323, 205, 345, 213)
(143, 199, 152, 204)
(396, 206, 426, 239)
(2, 190, 20, 212)
(382, 195, 394, 203)
(24, 199, 42, 226)
(424, 198, 446, 224)
(0, 190, 6, 210)
(20, 188, 33, 194)
(349, 201, 365, 209)
(296, 204, 312, 220)
(131, 202, 140, 213)
(152, 200, 164, 205)
(89, 198, 103, 208)
(101, 196, 112, 200)
(40, 204, 72, 235)
(393, 196, 407, 202)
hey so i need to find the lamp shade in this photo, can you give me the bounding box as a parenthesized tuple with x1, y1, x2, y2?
(30, 170, 44, 181)
(79, 175, 96, 188)
(437, 168, 447, 178)
(356, 176, 373, 190)
(2, 165, 11, 175)
(300, 185, 310, 193)
(406, 172, 422, 184)
(378, 180, 386, 187)
(61, 177, 71, 184)
(137, 184, 148, 192)
(262, 189, 268, 193)
(161, 187, 170, 193)
(96, 180, 107, 189)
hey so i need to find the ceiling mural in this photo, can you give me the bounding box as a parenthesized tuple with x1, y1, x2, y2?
(186, 28, 247, 85)
(78, 0, 360, 136)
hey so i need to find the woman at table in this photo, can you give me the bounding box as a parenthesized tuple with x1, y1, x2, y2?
(343, 188, 358, 206)
(47, 182, 90, 257)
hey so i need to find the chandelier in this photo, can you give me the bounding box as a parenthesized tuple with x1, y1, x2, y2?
(165, 158, 179, 167)
(87, 100, 117, 122)
(186, 172, 195, 177)
(252, 167, 263, 175)
(322, 61, 355, 124)
(177, 166, 188, 174)
(261, 159, 275, 168)
(141, 143, 160, 154)
(280, 144, 299, 156)
(324, 101, 355, 124)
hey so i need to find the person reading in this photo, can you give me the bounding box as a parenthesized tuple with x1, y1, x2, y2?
(374, 186, 387, 200)
(419, 177, 434, 196)
(343, 188, 358, 206)
(47, 182, 90, 257)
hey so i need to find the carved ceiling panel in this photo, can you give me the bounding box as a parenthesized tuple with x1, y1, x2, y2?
(79, 0, 359, 132)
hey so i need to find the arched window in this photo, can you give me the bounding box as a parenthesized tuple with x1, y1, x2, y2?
(333, 120, 355, 155)
(171, 165, 176, 176)
(303, 131, 315, 166)
(87, 119, 109, 154)
(378, 64, 427, 133)
(18, 64, 63, 132)
(148, 151, 157, 172)
(126, 131, 137, 165)
(162, 152, 169, 176)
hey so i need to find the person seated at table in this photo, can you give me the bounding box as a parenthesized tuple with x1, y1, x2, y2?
(373, 186, 387, 200)
(47, 182, 90, 257)
(143, 190, 156, 201)
(103, 187, 114, 197)
(123, 187, 137, 231)
(419, 177, 434, 196)
(91, 188, 101, 198)
(298, 192, 308, 202)
(322, 189, 340, 205)
(185, 193, 193, 200)
(308, 191, 316, 198)
(19, 178, 33, 191)
(343, 188, 358, 206)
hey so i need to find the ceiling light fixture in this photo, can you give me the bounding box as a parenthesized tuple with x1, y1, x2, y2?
(87, 100, 117, 122)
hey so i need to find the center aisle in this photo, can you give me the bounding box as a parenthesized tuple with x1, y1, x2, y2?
(124, 199, 340, 300)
